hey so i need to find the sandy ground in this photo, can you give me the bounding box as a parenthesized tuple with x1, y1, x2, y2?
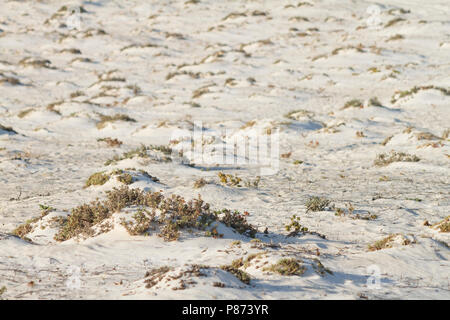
(0, 0, 449, 299)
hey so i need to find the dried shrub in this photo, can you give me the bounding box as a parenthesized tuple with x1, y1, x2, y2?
(53, 186, 256, 242)
(144, 266, 172, 288)
(12, 222, 33, 239)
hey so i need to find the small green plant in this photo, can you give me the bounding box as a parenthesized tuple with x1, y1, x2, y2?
(39, 204, 55, 214)
(263, 258, 306, 276)
(243, 252, 265, 268)
(305, 196, 332, 212)
(285, 215, 308, 233)
(218, 172, 242, 187)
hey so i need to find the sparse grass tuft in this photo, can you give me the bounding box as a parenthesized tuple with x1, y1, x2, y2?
(433, 216, 449, 233)
(384, 17, 406, 28)
(121, 209, 154, 235)
(369, 97, 383, 107)
(342, 99, 363, 109)
(220, 265, 251, 284)
(144, 266, 172, 288)
(374, 151, 420, 166)
(97, 137, 123, 147)
(368, 233, 412, 251)
(85, 172, 110, 187)
(386, 34, 404, 41)
(305, 196, 332, 212)
(18, 108, 34, 118)
(116, 172, 133, 185)
(312, 259, 333, 275)
(193, 178, 207, 188)
(12, 222, 33, 239)
(263, 258, 306, 276)
(12, 209, 51, 240)
(0, 286, 6, 297)
(96, 114, 136, 129)
(284, 109, 313, 120)
(0, 124, 17, 134)
(104, 144, 172, 165)
(391, 85, 450, 104)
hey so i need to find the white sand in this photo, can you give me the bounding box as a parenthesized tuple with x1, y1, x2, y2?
(0, 0, 449, 299)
